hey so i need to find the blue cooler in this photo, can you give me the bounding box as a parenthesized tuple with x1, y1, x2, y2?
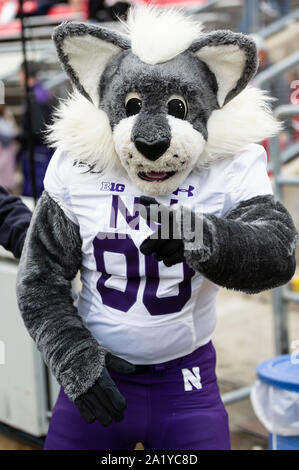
(256, 355, 299, 450)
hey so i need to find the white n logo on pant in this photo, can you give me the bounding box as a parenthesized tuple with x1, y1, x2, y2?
(181, 367, 202, 391)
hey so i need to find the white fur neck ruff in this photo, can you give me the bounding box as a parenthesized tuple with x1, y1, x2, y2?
(47, 86, 281, 172)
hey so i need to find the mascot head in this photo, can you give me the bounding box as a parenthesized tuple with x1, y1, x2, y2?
(51, 7, 280, 196)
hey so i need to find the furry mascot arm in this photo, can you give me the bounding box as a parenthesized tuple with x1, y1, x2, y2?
(16, 191, 106, 401)
(139, 194, 298, 294)
(17, 190, 135, 425)
(181, 195, 298, 293)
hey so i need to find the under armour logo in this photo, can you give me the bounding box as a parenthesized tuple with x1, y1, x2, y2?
(181, 367, 202, 391)
(172, 185, 194, 197)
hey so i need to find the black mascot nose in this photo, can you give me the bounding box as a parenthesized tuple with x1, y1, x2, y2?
(135, 137, 170, 161)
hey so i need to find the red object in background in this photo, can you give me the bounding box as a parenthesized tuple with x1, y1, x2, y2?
(0, 0, 89, 36)
(290, 80, 299, 141)
(48, 4, 76, 16)
(262, 139, 269, 159)
(0, 18, 20, 35)
(0, 0, 203, 36)
(48, 2, 88, 19)
(132, 0, 206, 6)
(261, 138, 273, 177)
(293, 116, 299, 142)
(21, 0, 37, 14)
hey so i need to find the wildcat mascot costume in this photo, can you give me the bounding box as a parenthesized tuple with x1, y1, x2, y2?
(17, 7, 298, 450)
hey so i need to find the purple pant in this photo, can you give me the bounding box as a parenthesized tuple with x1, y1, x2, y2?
(44, 341, 230, 450)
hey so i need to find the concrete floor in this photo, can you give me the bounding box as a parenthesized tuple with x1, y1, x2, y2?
(0, 287, 298, 450)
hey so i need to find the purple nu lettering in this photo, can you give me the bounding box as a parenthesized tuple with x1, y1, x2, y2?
(109, 195, 157, 231)
(110, 195, 140, 230)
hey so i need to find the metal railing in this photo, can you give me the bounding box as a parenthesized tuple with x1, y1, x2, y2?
(269, 105, 299, 356)
(254, 51, 299, 89)
(221, 105, 299, 406)
(189, 1, 299, 35)
(220, 44, 299, 406)
(270, 105, 299, 193)
(186, 0, 222, 15)
(258, 8, 299, 39)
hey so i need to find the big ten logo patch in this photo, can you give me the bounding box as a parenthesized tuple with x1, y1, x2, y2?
(181, 367, 202, 391)
(100, 182, 125, 193)
(0, 340, 5, 365)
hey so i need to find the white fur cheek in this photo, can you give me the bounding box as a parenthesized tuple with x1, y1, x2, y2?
(167, 116, 206, 167)
(46, 92, 119, 171)
(200, 87, 281, 167)
(113, 115, 137, 167)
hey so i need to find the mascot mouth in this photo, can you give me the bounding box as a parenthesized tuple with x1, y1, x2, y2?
(138, 171, 176, 182)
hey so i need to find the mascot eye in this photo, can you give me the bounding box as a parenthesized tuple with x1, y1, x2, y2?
(126, 98, 142, 116)
(167, 97, 187, 120)
(125, 92, 142, 117)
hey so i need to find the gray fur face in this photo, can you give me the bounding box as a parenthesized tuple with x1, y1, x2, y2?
(100, 50, 218, 133)
(53, 12, 258, 195)
(99, 51, 218, 194)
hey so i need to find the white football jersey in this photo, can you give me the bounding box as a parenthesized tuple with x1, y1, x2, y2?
(44, 143, 273, 364)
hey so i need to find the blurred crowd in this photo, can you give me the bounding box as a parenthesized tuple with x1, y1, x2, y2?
(0, 60, 56, 197)
(0, 0, 298, 199)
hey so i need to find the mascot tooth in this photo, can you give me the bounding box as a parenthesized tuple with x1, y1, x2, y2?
(17, 6, 298, 450)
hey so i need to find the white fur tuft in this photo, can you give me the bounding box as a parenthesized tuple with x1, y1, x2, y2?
(199, 86, 282, 168)
(124, 6, 203, 65)
(46, 91, 118, 171)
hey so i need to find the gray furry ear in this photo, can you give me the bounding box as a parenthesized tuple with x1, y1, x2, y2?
(53, 22, 130, 105)
(188, 31, 258, 107)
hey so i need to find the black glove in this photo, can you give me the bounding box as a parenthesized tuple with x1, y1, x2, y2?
(75, 353, 136, 427)
(139, 196, 186, 267)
